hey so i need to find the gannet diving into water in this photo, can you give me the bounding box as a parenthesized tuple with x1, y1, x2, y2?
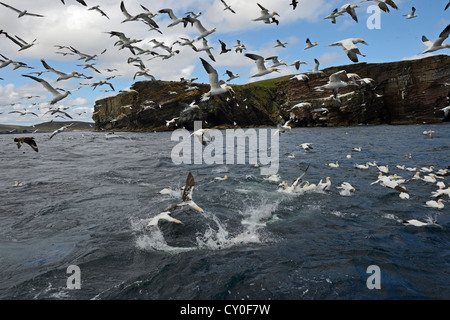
(165, 172, 204, 214)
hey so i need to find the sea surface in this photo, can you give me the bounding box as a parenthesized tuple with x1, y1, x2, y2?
(0, 123, 449, 300)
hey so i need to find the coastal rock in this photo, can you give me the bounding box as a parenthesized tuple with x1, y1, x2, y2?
(92, 55, 450, 131)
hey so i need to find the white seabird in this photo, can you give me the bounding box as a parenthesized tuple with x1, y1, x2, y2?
(41, 59, 85, 81)
(274, 40, 288, 48)
(245, 53, 280, 77)
(266, 56, 287, 68)
(308, 59, 325, 75)
(403, 7, 418, 19)
(290, 74, 309, 81)
(304, 38, 318, 50)
(191, 128, 212, 146)
(49, 123, 73, 140)
(147, 211, 182, 227)
(425, 199, 444, 209)
(3, 32, 37, 51)
(328, 161, 339, 168)
(199, 57, 233, 101)
(158, 8, 186, 27)
(421, 24, 450, 54)
(0, 2, 44, 17)
(22, 75, 74, 105)
(337, 182, 355, 195)
(327, 38, 368, 63)
(165, 172, 204, 213)
(339, 4, 359, 22)
(323, 8, 343, 24)
(194, 38, 216, 62)
(220, 0, 236, 14)
(289, 102, 311, 111)
(224, 70, 240, 82)
(402, 219, 437, 227)
(187, 17, 217, 41)
(273, 119, 292, 135)
(252, 3, 279, 24)
(299, 142, 313, 151)
(314, 70, 358, 102)
(362, 0, 398, 13)
(291, 60, 307, 70)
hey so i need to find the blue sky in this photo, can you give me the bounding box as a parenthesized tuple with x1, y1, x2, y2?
(0, 0, 449, 126)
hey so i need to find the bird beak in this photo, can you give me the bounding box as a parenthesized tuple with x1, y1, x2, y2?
(195, 205, 204, 213)
(174, 219, 183, 224)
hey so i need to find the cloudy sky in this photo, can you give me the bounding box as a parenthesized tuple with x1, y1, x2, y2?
(0, 0, 449, 126)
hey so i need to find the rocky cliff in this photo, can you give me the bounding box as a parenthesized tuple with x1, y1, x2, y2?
(92, 55, 450, 131)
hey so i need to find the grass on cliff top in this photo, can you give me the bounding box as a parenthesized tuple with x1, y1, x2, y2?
(236, 74, 294, 89)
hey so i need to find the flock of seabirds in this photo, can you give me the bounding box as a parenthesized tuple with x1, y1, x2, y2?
(2, 1, 450, 229)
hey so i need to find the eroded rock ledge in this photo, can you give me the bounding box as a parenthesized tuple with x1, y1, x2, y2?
(93, 55, 450, 131)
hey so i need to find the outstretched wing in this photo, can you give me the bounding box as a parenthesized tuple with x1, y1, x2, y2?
(182, 172, 195, 202)
(200, 57, 220, 89)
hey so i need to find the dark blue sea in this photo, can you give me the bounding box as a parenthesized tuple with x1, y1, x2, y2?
(0, 123, 449, 300)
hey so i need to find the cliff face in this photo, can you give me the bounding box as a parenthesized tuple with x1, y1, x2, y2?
(92, 55, 450, 131)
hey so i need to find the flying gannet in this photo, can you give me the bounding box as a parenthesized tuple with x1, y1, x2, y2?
(403, 7, 418, 19)
(362, 0, 398, 13)
(22, 75, 75, 105)
(224, 70, 240, 82)
(245, 53, 280, 77)
(339, 4, 359, 22)
(304, 38, 318, 50)
(49, 123, 73, 140)
(200, 57, 233, 101)
(327, 38, 368, 63)
(314, 70, 358, 102)
(252, 3, 279, 24)
(421, 24, 450, 54)
(323, 8, 343, 24)
(158, 8, 187, 27)
(220, 0, 236, 14)
(0, 2, 44, 18)
(61, 0, 87, 6)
